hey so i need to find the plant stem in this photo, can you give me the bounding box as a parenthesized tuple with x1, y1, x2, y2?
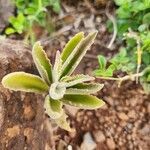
(126, 29, 142, 84)
(106, 2, 117, 49)
(96, 72, 144, 87)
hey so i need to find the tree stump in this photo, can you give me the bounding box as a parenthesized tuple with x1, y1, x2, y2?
(0, 39, 54, 150)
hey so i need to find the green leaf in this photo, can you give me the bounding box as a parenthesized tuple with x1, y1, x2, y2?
(61, 74, 94, 87)
(143, 12, 150, 25)
(44, 95, 63, 119)
(66, 83, 104, 95)
(2, 72, 49, 93)
(52, 51, 62, 82)
(94, 64, 115, 77)
(131, 1, 147, 12)
(116, 6, 131, 19)
(98, 55, 107, 70)
(141, 82, 150, 94)
(8, 13, 25, 34)
(61, 32, 84, 63)
(138, 24, 147, 32)
(55, 112, 73, 132)
(32, 42, 52, 85)
(119, 48, 127, 57)
(61, 31, 97, 77)
(17, 13, 25, 24)
(114, 0, 132, 6)
(142, 66, 150, 77)
(5, 28, 15, 35)
(147, 74, 150, 82)
(62, 94, 105, 109)
(52, 1, 61, 13)
(25, 7, 37, 15)
(94, 69, 113, 77)
(110, 48, 130, 69)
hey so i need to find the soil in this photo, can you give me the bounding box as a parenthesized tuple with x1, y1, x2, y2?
(55, 55, 150, 150)
(0, 0, 149, 150)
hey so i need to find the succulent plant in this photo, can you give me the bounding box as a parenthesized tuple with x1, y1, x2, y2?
(2, 31, 105, 131)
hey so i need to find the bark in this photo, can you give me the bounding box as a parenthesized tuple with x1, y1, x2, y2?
(0, 39, 54, 150)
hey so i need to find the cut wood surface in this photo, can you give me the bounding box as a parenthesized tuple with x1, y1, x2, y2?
(0, 39, 54, 150)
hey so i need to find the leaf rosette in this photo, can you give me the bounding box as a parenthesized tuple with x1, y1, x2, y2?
(2, 31, 105, 131)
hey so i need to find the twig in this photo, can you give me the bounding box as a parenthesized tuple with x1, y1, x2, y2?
(96, 72, 143, 87)
(84, 0, 97, 14)
(40, 25, 72, 45)
(105, 2, 117, 49)
(125, 28, 142, 84)
(85, 54, 97, 59)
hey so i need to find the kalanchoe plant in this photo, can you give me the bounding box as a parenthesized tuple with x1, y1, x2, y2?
(2, 31, 105, 131)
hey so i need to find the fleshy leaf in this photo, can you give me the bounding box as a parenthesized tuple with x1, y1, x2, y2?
(66, 83, 104, 95)
(2, 72, 49, 93)
(61, 94, 105, 109)
(49, 82, 66, 100)
(52, 51, 62, 82)
(61, 31, 98, 77)
(61, 74, 95, 87)
(61, 32, 84, 63)
(32, 42, 52, 85)
(44, 95, 63, 119)
(55, 112, 73, 132)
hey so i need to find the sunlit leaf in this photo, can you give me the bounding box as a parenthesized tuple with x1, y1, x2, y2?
(55, 112, 73, 132)
(2, 72, 49, 93)
(5, 27, 15, 35)
(44, 95, 63, 119)
(61, 74, 94, 87)
(66, 83, 104, 95)
(98, 55, 107, 70)
(32, 42, 52, 85)
(62, 94, 105, 109)
(61, 31, 98, 77)
(53, 51, 62, 82)
(61, 32, 84, 63)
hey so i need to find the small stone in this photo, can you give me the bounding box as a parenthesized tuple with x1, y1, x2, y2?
(130, 99, 137, 107)
(128, 110, 136, 119)
(69, 129, 76, 138)
(96, 16, 102, 23)
(147, 103, 150, 113)
(116, 127, 122, 133)
(7, 125, 20, 138)
(23, 105, 35, 120)
(127, 135, 131, 140)
(106, 138, 116, 149)
(65, 105, 78, 117)
(83, 15, 95, 29)
(80, 132, 96, 150)
(118, 112, 129, 121)
(139, 125, 150, 135)
(105, 96, 114, 106)
(93, 130, 105, 142)
(24, 128, 34, 143)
